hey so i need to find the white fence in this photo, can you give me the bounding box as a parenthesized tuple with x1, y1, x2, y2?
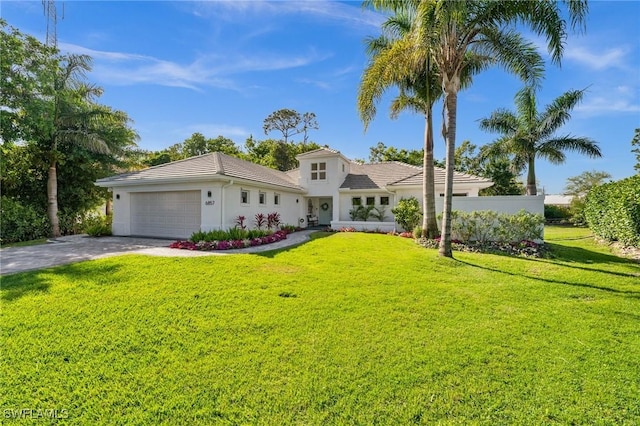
(331, 195, 544, 233)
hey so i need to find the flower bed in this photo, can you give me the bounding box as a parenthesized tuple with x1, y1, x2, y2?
(169, 230, 289, 251)
(417, 237, 547, 258)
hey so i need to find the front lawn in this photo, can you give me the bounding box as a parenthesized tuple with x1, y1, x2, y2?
(1, 227, 638, 424)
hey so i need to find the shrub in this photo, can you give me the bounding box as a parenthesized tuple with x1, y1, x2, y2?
(544, 204, 571, 220)
(445, 210, 543, 243)
(254, 213, 266, 230)
(391, 197, 422, 231)
(267, 212, 281, 229)
(585, 175, 640, 247)
(370, 206, 387, 221)
(412, 225, 423, 239)
(0, 197, 50, 244)
(83, 215, 113, 237)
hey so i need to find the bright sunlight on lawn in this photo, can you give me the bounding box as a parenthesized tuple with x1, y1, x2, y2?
(1, 227, 638, 424)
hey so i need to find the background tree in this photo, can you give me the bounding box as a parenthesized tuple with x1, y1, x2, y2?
(632, 128, 640, 173)
(301, 112, 319, 145)
(448, 141, 525, 196)
(368, 142, 423, 166)
(263, 108, 303, 143)
(480, 86, 601, 196)
(563, 170, 612, 226)
(1, 22, 138, 238)
(564, 170, 612, 198)
(0, 20, 58, 144)
(182, 133, 241, 158)
(244, 136, 321, 171)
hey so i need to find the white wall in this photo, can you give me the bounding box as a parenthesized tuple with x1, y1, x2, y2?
(220, 183, 303, 230)
(338, 192, 395, 222)
(110, 181, 304, 236)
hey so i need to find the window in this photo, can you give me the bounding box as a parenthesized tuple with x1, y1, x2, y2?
(241, 189, 249, 204)
(366, 196, 375, 206)
(352, 197, 362, 206)
(380, 196, 389, 206)
(311, 162, 327, 180)
(274, 193, 280, 205)
(259, 192, 266, 205)
(439, 193, 468, 197)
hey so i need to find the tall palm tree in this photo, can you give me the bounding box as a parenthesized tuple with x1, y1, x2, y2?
(38, 54, 125, 237)
(358, 7, 441, 238)
(368, 0, 588, 257)
(479, 86, 601, 195)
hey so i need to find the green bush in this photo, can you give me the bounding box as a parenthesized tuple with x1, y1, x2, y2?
(190, 228, 272, 243)
(391, 197, 423, 231)
(445, 210, 544, 243)
(83, 215, 113, 237)
(544, 204, 571, 220)
(584, 175, 640, 247)
(0, 196, 50, 244)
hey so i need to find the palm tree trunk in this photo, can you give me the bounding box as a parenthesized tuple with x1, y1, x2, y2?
(439, 88, 458, 258)
(47, 159, 61, 238)
(526, 156, 537, 195)
(422, 108, 439, 238)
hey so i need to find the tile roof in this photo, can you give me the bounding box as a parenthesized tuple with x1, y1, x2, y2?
(340, 162, 422, 189)
(340, 163, 492, 189)
(96, 152, 303, 190)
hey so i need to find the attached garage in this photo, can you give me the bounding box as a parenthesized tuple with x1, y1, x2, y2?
(130, 191, 201, 239)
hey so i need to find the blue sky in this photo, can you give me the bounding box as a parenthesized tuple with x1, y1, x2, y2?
(3, 0, 639, 194)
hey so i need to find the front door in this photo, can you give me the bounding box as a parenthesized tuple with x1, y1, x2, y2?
(318, 197, 332, 225)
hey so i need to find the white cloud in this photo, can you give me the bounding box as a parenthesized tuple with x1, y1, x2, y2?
(57, 42, 330, 91)
(182, 124, 251, 139)
(576, 96, 640, 115)
(191, 0, 384, 31)
(564, 45, 629, 70)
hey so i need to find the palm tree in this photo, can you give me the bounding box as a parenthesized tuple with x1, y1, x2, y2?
(367, 0, 588, 257)
(479, 86, 601, 196)
(38, 54, 129, 236)
(358, 6, 441, 238)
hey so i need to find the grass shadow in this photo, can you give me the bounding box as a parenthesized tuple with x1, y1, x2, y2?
(0, 272, 51, 302)
(255, 231, 334, 259)
(519, 243, 640, 279)
(456, 258, 640, 299)
(1, 262, 124, 302)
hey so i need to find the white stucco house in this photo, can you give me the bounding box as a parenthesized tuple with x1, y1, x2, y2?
(95, 147, 543, 239)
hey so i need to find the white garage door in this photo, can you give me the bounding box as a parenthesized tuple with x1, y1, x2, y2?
(131, 191, 201, 239)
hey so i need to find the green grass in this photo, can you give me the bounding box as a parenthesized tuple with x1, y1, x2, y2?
(0, 238, 48, 248)
(1, 227, 638, 424)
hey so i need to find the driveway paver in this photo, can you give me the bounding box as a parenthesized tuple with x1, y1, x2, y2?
(0, 231, 315, 275)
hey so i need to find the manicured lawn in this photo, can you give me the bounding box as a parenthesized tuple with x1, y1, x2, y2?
(1, 227, 638, 424)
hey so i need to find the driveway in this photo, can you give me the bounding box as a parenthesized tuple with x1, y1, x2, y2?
(0, 231, 315, 276)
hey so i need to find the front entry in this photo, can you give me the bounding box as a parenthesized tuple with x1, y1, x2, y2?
(318, 197, 332, 226)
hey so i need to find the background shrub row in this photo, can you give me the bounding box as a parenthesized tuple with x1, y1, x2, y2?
(584, 175, 640, 247)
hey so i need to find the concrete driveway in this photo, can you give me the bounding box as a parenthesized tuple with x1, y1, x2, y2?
(0, 231, 315, 276)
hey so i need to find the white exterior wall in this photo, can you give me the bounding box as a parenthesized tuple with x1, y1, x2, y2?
(221, 183, 303, 230)
(337, 191, 395, 222)
(298, 154, 350, 222)
(110, 181, 303, 236)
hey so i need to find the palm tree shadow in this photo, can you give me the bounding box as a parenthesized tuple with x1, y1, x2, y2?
(525, 243, 640, 279)
(255, 231, 333, 259)
(456, 258, 640, 299)
(1, 263, 124, 302)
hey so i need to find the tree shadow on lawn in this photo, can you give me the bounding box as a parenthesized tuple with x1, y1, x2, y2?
(530, 243, 640, 279)
(456, 258, 640, 299)
(0, 263, 123, 302)
(255, 231, 334, 259)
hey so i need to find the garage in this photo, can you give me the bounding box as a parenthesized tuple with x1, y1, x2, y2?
(130, 191, 201, 239)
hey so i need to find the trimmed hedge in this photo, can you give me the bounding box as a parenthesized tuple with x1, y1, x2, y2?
(0, 196, 50, 244)
(584, 175, 640, 247)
